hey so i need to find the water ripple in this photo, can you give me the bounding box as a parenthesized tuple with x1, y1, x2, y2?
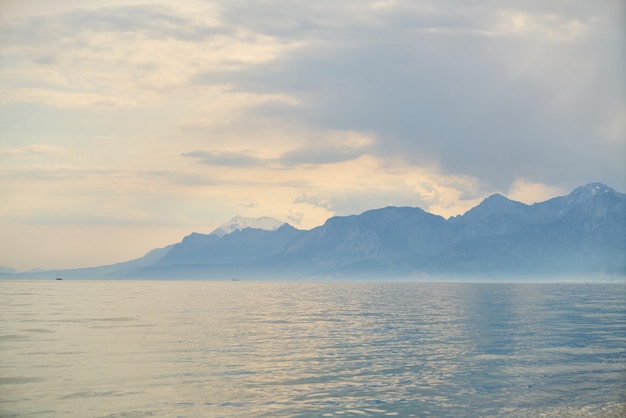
(0, 281, 624, 417)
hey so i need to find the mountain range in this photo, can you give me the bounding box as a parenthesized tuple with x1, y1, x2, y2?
(4, 182, 625, 280)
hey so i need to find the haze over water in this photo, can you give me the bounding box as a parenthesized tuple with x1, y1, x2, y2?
(1, 280, 625, 417)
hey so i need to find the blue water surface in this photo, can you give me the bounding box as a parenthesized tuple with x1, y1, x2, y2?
(1, 280, 625, 417)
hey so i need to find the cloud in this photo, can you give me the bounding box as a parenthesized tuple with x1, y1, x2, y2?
(0, 4, 298, 109)
(285, 210, 304, 226)
(1, 4, 222, 45)
(1, 88, 137, 108)
(5, 2, 621, 191)
(182, 149, 266, 167)
(0, 0, 624, 270)
(506, 179, 566, 204)
(293, 193, 331, 210)
(286, 154, 482, 218)
(293, 185, 470, 220)
(0, 144, 74, 157)
(2, 165, 117, 181)
(202, 0, 625, 191)
(279, 147, 362, 166)
(278, 130, 375, 166)
(181, 130, 375, 168)
(493, 11, 587, 41)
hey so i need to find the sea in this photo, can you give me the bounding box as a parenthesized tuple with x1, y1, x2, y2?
(1, 280, 625, 417)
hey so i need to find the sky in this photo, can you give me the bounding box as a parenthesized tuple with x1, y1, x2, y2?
(0, 0, 624, 271)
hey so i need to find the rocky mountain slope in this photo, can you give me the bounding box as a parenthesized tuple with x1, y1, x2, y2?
(10, 183, 625, 280)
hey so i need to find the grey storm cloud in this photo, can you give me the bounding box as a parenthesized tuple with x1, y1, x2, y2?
(183, 141, 371, 168)
(4, 0, 623, 192)
(279, 147, 363, 166)
(196, 0, 625, 191)
(182, 150, 266, 167)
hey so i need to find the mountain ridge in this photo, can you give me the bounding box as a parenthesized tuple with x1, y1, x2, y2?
(5, 182, 625, 280)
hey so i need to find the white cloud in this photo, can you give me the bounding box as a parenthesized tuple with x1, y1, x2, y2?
(1, 88, 138, 108)
(0, 144, 74, 157)
(507, 179, 566, 204)
(493, 11, 587, 41)
(0, 4, 300, 110)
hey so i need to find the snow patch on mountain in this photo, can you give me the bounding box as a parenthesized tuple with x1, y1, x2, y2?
(568, 182, 615, 201)
(210, 216, 286, 237)
(547, 183, 620, 213)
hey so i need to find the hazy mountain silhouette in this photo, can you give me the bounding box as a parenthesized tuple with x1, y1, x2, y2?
(10, 183, 625, 280)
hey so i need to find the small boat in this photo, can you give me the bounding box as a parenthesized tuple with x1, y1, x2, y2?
(55, 277, 63, 280)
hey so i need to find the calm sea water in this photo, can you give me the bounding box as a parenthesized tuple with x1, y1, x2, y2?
(1, 280, 625, 417)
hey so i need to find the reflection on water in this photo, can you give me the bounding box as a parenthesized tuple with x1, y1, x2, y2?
(1, 280, 625, 417)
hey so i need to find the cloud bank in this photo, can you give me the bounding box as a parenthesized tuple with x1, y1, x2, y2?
(0, 0, 623, 270)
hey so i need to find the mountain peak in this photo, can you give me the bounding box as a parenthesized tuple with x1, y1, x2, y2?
(570, 182, 615, 198)
(484, 193, 510, 203)
(210, 216, 286, 237)
(461, 193, 527, 218)
(563, 182, 616, 206)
